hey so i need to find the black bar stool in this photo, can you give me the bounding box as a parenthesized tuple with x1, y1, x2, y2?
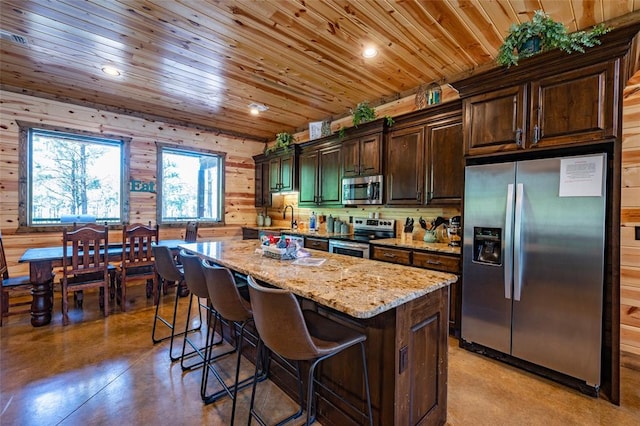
(151, 244, 202, 360)
(246, 276, 373, 426)
(178, 249, 225, 371)
(201, 261, 266, 424)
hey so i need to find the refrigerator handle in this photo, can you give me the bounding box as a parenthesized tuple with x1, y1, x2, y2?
(513, 183, 524, 301)
(504, 184, 514, 300)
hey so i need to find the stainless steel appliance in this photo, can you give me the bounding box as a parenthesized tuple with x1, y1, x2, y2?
(447, 215, 461, 247)
(342, 175, 383, 205)
(329, 217, 395, 258)
(461, 153, 607, 390)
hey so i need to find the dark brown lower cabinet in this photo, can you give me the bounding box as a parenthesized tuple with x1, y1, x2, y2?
(222, 285, 450, 425)
(372, 245, 461, 337)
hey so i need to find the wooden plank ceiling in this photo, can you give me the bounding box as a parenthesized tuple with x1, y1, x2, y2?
(1, 0, 639, 141)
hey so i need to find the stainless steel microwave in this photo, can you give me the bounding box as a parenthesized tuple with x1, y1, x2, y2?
(342, 175, 383, 205)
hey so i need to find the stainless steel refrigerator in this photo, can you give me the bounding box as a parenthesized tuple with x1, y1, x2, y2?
(461, 153, 607, 387)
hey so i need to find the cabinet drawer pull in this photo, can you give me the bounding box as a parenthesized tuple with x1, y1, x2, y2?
(427, 260, 442, 265)
(383, 253, 396, 258)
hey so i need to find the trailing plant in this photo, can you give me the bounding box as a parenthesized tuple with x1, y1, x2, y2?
(338, 112, 394, 139)
(265, 132, 295, 155)
(351, 101, 377, 127)
(384, 115, 394, 126)
(497, 10, 610, 67)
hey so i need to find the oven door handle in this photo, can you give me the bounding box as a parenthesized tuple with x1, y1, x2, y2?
(331, 241, 368, 249)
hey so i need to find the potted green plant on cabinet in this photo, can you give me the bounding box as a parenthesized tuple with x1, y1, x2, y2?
(265, 132, 295, 155)
(497, 10, 610, 67)
(339, 101, 394, 138)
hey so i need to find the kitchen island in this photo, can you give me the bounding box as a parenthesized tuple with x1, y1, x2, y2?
(180, 240, 457, 425)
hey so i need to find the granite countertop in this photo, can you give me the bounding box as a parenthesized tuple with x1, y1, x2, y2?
(179, 240, 457, 319)
(371, 238, 461, 255)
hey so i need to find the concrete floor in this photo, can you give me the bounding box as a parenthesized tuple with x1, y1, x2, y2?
(1, 284, 639, 425)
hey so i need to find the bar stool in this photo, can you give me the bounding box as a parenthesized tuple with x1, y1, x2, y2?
(151, 244, 202, 361)
(247, 276, 373, 426)
(201, 261, 266, 424)
(178, 249, 225, 371)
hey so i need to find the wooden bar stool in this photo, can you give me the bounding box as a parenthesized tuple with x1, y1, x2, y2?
(247, 276, 373, 426)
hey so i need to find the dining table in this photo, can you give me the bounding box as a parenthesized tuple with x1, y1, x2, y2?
(18, 239, 186, 327)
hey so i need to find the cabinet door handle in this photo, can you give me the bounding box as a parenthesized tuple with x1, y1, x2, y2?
(532, 125, 540, 145)
(515, 128, 523, 147)
(417, 191, 422, 202)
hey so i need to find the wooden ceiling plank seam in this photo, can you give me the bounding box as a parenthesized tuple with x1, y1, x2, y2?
(376, 0, 479, 73)
(418, 0, 491, 66)
(471, 0, 522, 39)
(539, 0, 578, 32)
(446, 0, 506, 57)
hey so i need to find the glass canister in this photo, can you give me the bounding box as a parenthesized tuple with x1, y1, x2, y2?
(327, 215, 334, 233)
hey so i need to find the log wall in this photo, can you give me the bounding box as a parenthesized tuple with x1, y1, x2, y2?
(622, 79, 640, 359)
(0, 90, 264, 275)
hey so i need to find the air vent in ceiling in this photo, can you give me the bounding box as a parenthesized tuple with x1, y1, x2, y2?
(0, 30, 29, 46)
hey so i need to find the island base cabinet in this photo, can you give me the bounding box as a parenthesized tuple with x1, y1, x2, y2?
(235, 286, 449, 426)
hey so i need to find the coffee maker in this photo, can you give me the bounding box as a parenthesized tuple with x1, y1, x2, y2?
(447, 216, 461, 247)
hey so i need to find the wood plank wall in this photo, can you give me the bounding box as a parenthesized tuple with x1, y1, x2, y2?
(621, 77, 640, 358)
(0, 90, 264, 275)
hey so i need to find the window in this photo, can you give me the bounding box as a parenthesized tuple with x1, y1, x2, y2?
(18, 122, 129, 228)
(157, 144, 225, 224)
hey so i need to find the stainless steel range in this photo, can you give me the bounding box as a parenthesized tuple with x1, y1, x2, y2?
(328, 217, 395, 258)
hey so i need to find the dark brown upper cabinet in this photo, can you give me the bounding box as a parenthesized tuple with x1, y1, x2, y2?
(341, 119, 384, 178)
(451, 28, 631, 159)
(385, 101, 463, 206)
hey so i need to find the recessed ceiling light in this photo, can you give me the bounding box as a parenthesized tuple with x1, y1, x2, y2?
(101, 65, 121, 76)
(362, 47, 378, 58)
(248, 102, 269, 115)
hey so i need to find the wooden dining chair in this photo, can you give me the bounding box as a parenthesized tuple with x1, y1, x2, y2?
(184, 221, 198, 243)
(0, 234, 33, 326)
(60, 225, 111, 325)
(115, 223, 159, 311)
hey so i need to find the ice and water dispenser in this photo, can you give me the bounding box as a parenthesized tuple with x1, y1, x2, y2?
(472, 227, 502, 265)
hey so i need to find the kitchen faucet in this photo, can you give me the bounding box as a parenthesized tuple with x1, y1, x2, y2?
(283, 204, 295, 229)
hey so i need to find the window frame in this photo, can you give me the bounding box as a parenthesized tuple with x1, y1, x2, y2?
(156, 142, 226, 227)
(17, 121, 130, 232)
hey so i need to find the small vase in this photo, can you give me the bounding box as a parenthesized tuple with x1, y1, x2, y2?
(257, 213, 264, 227)
(264, 215, 271, 227)
(423, 231, 437, 243)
